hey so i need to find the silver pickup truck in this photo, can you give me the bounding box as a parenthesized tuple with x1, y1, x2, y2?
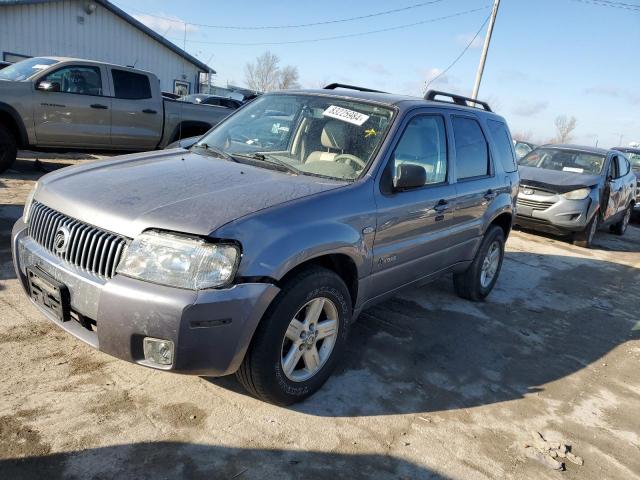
(0, 57, 232, 172)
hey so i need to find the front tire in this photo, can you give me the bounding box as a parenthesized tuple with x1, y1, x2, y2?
(0, 124, 18, 174)
(611, 205, 631, 236)
(573, 213, 598, 247)
(236, 266, 351, 405)
(454, 225, 505, 301)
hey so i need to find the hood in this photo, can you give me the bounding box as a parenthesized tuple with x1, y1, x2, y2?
(36, 150, 346, 238)
(518, 165, 601, 193)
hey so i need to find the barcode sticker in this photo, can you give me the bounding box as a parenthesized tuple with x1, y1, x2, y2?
(323, 105, 370, 126)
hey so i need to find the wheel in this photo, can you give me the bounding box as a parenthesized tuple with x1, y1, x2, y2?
(236, 266, 351, 405)
(0, 124, 18, 174)
(610, 205, 631, 236)
(453, 225, 505, 301)
(573, 213, 598, 247)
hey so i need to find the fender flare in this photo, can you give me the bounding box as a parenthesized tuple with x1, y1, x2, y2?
(0, 102, 28, 146)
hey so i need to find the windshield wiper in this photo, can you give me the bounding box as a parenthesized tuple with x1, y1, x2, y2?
(191, 143, 236, 161)
(234, 152, 300, 175)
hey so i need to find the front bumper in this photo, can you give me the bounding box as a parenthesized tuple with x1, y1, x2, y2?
(12, 218, 280, 376)
(515, 194, 595, 234)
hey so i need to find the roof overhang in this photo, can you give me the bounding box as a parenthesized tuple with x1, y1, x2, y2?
(0, 0, 215, 73)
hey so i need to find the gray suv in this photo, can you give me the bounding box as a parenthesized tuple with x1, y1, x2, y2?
(516, 145, 637, 247)
(12, 86, 519, 405)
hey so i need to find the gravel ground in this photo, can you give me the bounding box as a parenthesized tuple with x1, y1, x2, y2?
(1, 153, 639, 480)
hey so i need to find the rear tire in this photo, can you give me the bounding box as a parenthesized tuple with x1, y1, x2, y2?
(0, 124, 18, 174)
(236, 266, 351, 405)
(453, 225, 505, 301)
(611, 205, 631, 236)
(573, 213, 598, 247)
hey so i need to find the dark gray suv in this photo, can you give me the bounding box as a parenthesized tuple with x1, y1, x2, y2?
(12, 86, 519, 404)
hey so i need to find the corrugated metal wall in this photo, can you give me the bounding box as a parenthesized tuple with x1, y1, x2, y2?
(0, 0, 202, 93)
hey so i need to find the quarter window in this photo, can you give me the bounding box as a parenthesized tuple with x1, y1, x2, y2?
(452, 117, 490, 179)
(112, 69, 152, 99)
(392, 115, 447, 186)
(41, 66, 102, 96)
(487, 120, 517, 173)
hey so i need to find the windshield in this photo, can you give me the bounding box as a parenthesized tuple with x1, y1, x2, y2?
(0, 57, 58, 81)
(194, 93, 394, 181)
(519, 147, 605, 175)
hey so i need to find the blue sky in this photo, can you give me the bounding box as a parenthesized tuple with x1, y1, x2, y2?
(117, 0, 640, 147)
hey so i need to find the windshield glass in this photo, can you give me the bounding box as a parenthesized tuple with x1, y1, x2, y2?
(519, 147, 605, 175)
(0, 57, 58, 81)
(194, 93, 394, 181)
(622, 152, 640, 170)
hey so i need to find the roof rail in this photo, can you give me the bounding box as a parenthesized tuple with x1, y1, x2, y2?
(323, 83, 388, 94)
(424, 90, 492, 112)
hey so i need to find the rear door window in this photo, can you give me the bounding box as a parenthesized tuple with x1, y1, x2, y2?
(112, 69, 152, 99)
(487, 119, 518, 173)
(451, 116, 490, 179)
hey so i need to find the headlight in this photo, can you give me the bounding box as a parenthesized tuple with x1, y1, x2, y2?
(562, 188, 591, 200)
(116, 231, 240, 290)
(23, 182, 38, 223)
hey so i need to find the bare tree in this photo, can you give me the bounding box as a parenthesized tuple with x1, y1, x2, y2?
(278, 65, 300, 90)
(512, 130, 534, 143)
(554, 115, 577, 144)
(244, 51, 299, 92)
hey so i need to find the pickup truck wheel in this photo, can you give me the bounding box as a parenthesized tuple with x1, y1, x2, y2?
(610, 205, 631, 236)
(0, 124, 18, 174)
(236, 267, 351, 405)
(453, 225, 505, 301)
(573, 213, 598, 247)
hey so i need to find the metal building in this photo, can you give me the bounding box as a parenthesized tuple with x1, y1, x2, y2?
(0, 0, 214, 94)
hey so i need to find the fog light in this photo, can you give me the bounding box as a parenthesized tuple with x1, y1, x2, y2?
(143, 337, 174, 366)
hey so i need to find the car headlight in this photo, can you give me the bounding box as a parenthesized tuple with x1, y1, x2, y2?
(23, 182, 39, 223)
(116, 230, 240, 290)
(562, 188, 591, 200)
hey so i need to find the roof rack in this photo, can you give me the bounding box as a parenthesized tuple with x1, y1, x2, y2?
(323, 83, 388, 94)
(424, 90, 492, 112)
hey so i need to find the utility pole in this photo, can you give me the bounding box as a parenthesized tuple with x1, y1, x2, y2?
(471, 0, 501, 99)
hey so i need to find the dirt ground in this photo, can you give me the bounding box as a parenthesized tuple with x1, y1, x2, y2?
(1, 153, 639, 480)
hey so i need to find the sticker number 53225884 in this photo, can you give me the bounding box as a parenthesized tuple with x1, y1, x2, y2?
(323, 105, 370, 126)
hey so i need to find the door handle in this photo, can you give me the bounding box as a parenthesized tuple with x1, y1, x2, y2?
(90, 104, 108, 109)
(434, 199, 449, 213)
(142, 109, 158, 114)
(484, 189, 497, 201)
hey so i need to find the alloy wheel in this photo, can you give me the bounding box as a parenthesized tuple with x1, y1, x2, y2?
(480, 241, 501, 288)
(280, 297, 339, 382)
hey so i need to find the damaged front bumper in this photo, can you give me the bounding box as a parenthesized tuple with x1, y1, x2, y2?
(515, 192, 596, 234)
(12, 217, 280, 376)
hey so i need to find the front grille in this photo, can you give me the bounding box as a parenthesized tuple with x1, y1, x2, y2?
(516, 197, 556, 210)
(28, 202, 128, 279)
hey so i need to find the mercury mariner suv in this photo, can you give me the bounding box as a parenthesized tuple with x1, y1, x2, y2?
(12, 86, 519, 405)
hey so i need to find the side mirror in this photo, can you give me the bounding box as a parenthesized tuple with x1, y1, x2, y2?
(393, 164, 426, 191)
(36, 81, 61, 92)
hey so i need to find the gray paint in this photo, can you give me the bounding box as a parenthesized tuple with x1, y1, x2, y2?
(12, 90, 519, 376)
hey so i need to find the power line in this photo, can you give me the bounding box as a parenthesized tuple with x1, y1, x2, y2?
(569, 0, 640, 11)
(169, 6, 491, 46)
(424, 14, 491, 92)
(116, 0, 451, 30)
